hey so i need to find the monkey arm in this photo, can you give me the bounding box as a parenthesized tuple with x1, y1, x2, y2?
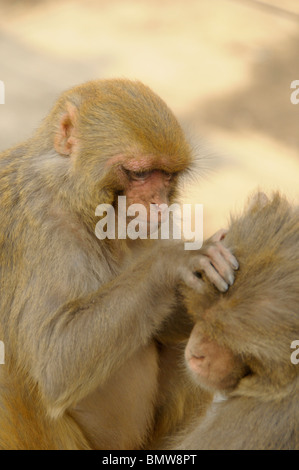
(15, 225, 236, 420)
(29, 247, 175, 418)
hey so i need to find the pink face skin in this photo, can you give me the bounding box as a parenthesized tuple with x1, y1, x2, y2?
(124, 170, 173, 228)
(125, 170, 172, 207)
(185, 323, 244, 392)
(108, 155, 176, 222)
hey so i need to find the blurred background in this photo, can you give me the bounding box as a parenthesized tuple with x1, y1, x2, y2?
(0, 0, 299, 236)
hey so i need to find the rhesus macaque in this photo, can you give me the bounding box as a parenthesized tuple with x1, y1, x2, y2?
(0, 79, 237, 450)
(174, 192, 299, 450)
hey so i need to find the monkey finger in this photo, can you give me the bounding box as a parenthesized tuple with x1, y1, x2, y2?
(216, 243, 239, 271)
(189, 256, 229, 292)
(204, 248, 235, 286)
(199, 262, 229, 293)
(178, 267, 206, 293)
(210, 229, 228, 243)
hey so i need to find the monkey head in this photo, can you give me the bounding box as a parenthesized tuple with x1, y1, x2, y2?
(183, 192, 299, 397)
(37, 79, 193, 227)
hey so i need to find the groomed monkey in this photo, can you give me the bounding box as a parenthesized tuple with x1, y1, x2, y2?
(175, 192, 299, 450)
(0, 79, 237, 450)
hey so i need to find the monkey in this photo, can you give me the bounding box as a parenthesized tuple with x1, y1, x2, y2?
(0, 79, 238, 450)
(172, 192, 299, 450)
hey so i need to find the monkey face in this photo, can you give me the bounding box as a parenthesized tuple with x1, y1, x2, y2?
(118, 167, 175, 223)
(185, 322, 248, 393)
(183, 192, 299, 396)
(53, 79, 193, 212)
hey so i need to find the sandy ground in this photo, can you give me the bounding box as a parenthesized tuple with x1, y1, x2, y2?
(0, 0, 298, 237)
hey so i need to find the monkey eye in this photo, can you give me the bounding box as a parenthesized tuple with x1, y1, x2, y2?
(122, 167, 174, 182)
(163, 171, 173, 181)
(132, 170, 152, 180)
(123, 167, 152, 181)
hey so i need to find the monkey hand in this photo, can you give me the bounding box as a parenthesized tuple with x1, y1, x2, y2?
(177, 229, 239, 293)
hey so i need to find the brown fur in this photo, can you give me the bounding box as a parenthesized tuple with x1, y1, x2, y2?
(0, 79, 220, 450)
(175, 192, 299, 450)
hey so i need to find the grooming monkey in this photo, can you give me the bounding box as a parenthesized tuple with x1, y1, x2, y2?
(0, 79, 237, 450)
(175, 192, 299, 450)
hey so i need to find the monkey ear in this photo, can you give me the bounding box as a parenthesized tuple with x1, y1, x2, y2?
(54, 102, 79, 157)
(248, 192, 269, 212)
